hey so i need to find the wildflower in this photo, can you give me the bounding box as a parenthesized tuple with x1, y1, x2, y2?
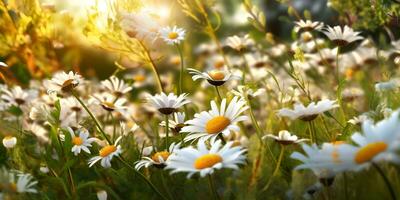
(46, 71, 82, 93)
(0, 169, 38, 193)
(225, 34, 254, 52)
(188, 68, 240, 86)
(90, 92, 128, 113)
(232, 85, 266, 99)
(88, 136, 122, 168)
(101, 76, 132, 97)
(294, 20, 324, 33)
(160, 112, 186, 134)
(290, 142, 354, 185)
(2, 136, 17, 149)
(166, 139, 246, 178)
(67, 127, 96, 156)
(375, 79, 399, 91)
(263, 130, 309, 145)
(159, 26, 186, 45)
(97, 190, 107, 200)
(182, 96, 248, 142)
(277, 100, 339, 121)
(1, 86, 38, 108)
(135, 143, 180, 170)
(120, 121, 139, 136)
(322, 25, 363, 46)
(147, 92, 190, 115)
(338, 110, 400, 171)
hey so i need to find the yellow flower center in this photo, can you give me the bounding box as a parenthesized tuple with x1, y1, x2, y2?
(194, 154, 223, 169)
(331, 150, 341, 164)
(101, 101, 115, 111)
(151, 151, 170, 163)
(214, 60, 225, 69)
(99, 145, 117, 157)
(72, 136, 83, 145)
(208, 71, 225, 81)
(168, 32, 179, 40)
(133, 74, 146, 82)
(205, 116, 230, 134)
(9, 182, 17, 192)
(62, 79, 74, 87)
(354, 142, 387, 164)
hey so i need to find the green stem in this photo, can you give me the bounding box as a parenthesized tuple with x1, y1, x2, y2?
(118, 157, 169, 200)
(165, 115, 169, 150)
(218, 133, 226, 145)
(72, 91, 111, 144)
(207, 174, 220, 200)
(215, 86, 222, 102)
(372, 163, 396, 200)
(138, 40, 163, 93)
(308, 121, 314, 143)
(175, 44, 185, 95)
(160, 171, 174, 200)
(262, 145, 285, 191)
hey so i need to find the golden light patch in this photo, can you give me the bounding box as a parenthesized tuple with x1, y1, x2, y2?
(151, 151, 170, 163)
(194, 154, 223, 169)
(205, 116, 230, 134)
(354, 142, 387, 164)
(99, 145, 117, 157)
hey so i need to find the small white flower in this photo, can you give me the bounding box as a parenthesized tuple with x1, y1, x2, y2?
(159, 26, 186, 45)
(0, 61, 8, 67)
(166, 139, 247, 178)
(277, 100, 339, 121)
(67, 127, 96, 156)
(39, 166, 49, 174)
(1, 86, 38, 108)
(375, 79, 399, 91)
(90, 92, 128, 113)
(322, 25, 363, 46)
(225, 34, 254, 51)
(101, 76, 132, 97)
(97, 190, 108, 200)
(160, 112, 186, 134)
(2, 136, 17, 149)
(188, 68, 240, 86)
(46, 71, 83, 93)
(135, 143, 180, 170)
(294, 20, 324, 33)
(147, 92, 190, 115)
(88, 136, 123, 168)
(263, 130, 309, 145)
(182, 96, 248, 142)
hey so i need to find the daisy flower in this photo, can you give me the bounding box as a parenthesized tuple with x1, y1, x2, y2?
(263, 130, 309, 145)
(147, 92, 190, 115)
(160, 112, 186, 134)
(290, 142, 355, 185)
(101, 76, 132, 97)
(322, 25, 363, 46)
(182, 96, 248, 142)
(88, 136, 123, 168)
(1, 86, 38, 108)
(294, 20, 324, 33)
(90, 92, 128, 113)
(231, 85, 266, 99)
(336, 110, 400, 171)
(225, 34, 254, 52)
(67, 127, 96, 156)
(277, 99, 339, 121)
(46, 71, 83, 93)
(159, 26, 186, 45)
(187, 68, 241, 86)
(165, 139, 246, 178)
(2, 136, 17, 149)
(0, 169, 38, 194)
(135, 143, 181, 170)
